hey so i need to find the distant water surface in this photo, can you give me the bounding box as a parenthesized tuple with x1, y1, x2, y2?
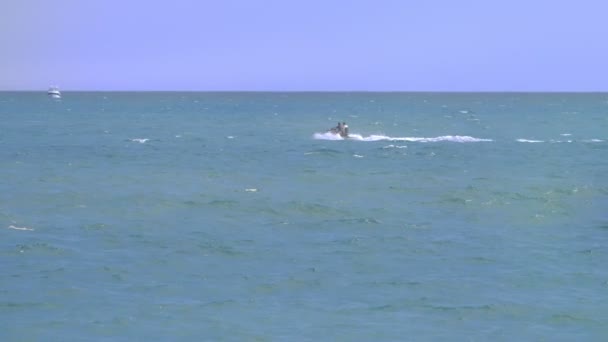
(1, 92, 607, 340)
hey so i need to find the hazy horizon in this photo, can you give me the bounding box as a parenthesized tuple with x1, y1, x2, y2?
(4, 89, 608, 93)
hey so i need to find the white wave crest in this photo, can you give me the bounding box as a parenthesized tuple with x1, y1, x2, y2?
(313, 132, 345, 140)
(314, 132, 491, 143)
(130, 138, 149, 143)
(393, 135, 492, 143)
(517, 139, 544, 143)
(7, 225, 34, 231)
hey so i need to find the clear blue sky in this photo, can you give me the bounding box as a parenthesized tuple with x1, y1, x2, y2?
(1, 0, 606, 91)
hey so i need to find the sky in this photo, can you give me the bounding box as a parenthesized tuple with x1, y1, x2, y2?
(1, 0, 607, 91)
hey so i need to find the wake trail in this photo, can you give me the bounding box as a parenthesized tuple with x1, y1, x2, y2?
(313, 132, 492, 143)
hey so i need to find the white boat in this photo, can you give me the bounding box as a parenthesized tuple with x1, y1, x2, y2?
(47, 86, 61, 99)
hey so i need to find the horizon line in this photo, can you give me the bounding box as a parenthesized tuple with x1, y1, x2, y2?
(2, 89, 608, 94)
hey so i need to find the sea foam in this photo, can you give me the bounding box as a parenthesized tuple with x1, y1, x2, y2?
(314, 132, 492, 143)
(130, 138, 149, 143)
(7, 225, 34, 231)
(517, 139, 544, 143)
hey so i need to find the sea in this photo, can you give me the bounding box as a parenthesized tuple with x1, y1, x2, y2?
(1, 92, 607, 341)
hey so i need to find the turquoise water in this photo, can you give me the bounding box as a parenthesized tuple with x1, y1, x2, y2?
(2, 92, 608, 340)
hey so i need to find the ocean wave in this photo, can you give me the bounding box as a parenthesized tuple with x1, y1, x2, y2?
(6, 225, 34, 231)
(518, 138, 605, 143)
(383, 144, 408, 149)
(304, 147, 344, 156)
(313, 132, 344, 140)
(314, 132, 492, 143)
(517, 139, 544, 143)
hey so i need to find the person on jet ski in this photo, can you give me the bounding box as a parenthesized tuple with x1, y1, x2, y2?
(329, 122, 342, 134)
(328, 122, 349, 137)
(341, 122, 349, 137)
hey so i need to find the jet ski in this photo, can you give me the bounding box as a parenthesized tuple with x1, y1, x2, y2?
(328, 122, 349, 138)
